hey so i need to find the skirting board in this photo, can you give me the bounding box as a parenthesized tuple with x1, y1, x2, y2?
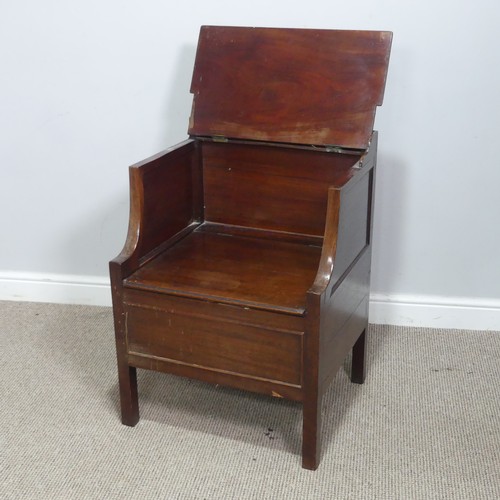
(369, 293, 500, 331)
(0, 272, 499, 331)
(0, 272, 112, 307)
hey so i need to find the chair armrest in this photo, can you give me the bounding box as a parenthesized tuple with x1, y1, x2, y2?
(110, 138, 201, 279)
(308, 132, 377, 298)
(308, 187, 341, 296)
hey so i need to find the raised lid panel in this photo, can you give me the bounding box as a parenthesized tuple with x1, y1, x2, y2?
(189, 26, 392, 149)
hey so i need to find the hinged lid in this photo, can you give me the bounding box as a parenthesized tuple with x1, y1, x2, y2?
(188, 26, 392, 150)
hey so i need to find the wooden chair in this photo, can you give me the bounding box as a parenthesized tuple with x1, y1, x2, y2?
(110, 26, 392, 470)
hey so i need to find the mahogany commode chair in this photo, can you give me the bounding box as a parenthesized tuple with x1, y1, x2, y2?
(110, 26, 392, 470)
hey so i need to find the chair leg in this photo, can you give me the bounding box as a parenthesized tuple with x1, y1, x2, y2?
(351, 328, 367, 384)
(118, 363, 139, 426)
(302, 392, 322, 470)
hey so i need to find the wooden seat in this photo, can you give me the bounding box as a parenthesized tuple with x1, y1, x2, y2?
(124, 228, 322, 314)
(110, 26, 392, 470)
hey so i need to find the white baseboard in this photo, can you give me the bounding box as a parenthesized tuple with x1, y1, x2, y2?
(0, 271, 112, 307)
(369, 293, 500, 331)
(1, 272, 499, 331)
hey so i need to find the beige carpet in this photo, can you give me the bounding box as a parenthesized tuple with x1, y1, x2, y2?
(1, 301, 499, 499)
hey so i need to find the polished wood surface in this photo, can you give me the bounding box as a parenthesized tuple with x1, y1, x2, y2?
(125, 230, 322, 314)
(110, 139, 202, 278)
(110, 26, 391, 471)
(202, 141, 361, 236)
(123, 287, 305, 401)
(189, 26, 392, 149)
(125, 300, 303, 386)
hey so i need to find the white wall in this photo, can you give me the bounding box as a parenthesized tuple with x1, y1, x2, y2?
(1, 1, 499, 329)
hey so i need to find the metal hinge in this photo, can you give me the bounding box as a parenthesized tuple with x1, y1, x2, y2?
(324, 145, 345, 154)
(322, 144, 365, 155)
(212, 135, 228, 143)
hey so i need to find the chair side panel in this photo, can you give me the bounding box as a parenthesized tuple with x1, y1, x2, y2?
(138, 142, 200, 257)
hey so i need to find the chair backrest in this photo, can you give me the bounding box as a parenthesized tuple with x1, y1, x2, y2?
(201, 141, 361, 237)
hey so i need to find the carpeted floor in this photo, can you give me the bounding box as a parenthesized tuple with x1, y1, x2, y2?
(1, 301, 499, 499)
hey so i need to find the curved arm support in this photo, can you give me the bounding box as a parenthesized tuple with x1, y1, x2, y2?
(109, 166, 145, 275)
(110, 139, 200, 280)
(308, 186, 341, 296)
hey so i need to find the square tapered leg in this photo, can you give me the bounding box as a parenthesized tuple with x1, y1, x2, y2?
(351, 328, 367, 385)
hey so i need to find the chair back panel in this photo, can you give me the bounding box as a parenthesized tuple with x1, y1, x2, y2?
(202, 142, 360, 236)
